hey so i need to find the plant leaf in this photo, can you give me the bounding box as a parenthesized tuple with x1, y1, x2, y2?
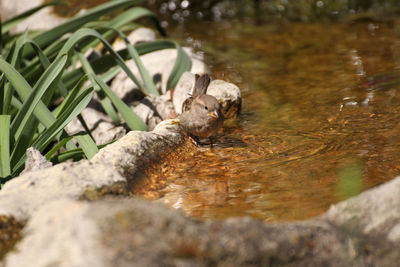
(167, 44, 192, 90)
(10, 54, 68, 143)
(0, 115, 11, 178)
(0, 58, 56, 128)
(74, 134, 99, 160)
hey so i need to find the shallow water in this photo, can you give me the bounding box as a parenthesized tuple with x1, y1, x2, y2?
(135, 20, 400, 222)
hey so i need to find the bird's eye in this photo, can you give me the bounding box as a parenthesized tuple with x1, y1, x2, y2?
(204, 106, 208, 110)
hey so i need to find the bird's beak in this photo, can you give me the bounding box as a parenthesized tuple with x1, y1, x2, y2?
(209, 110, 219, 118)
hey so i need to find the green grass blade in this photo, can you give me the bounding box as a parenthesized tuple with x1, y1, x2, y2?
(0, 115, 11, 178)
(49, 142, 112, 164)
(0, 58, 56, 128)
(50, 148, 84, 164)
(44, 136, 73, 160)
(28, 0, 142, 55)
(80, 6, 163, 52)
(32, 87, 94, 152)
(62, 40, 181, 91)
(97, 25, 158, 96)
(74, 134, 98, 160)
(75, 49, 120, 124)
(10, 54, 68, 142)
(12, 87, 94, 175)
(167, 43, 192, 90)
(58, 27, 158, 96)
(55, 74, 88, 118)
(93, 75, 148, 131)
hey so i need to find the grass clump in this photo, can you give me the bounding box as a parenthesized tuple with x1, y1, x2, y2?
(0, 0, 191, 184)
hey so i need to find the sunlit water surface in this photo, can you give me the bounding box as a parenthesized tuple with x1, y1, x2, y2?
(134, 21, 400, 222)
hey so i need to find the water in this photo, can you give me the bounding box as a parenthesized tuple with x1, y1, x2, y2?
(134, 20, 400, 222)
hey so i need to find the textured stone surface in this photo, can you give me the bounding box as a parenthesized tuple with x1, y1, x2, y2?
(0, 160, 126, 221)
(134, 94, 176, 130)
(4, 200, 103, 267)
(21, 147, 52, 175)
(66, 107, 126, 145)
(0, 195, 378, 267)
(91, 119, 183, 179)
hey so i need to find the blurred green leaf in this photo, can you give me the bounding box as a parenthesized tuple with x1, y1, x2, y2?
(0, 115, 11, 178)
(167, 43, 192, 90)
(336, 160, 363, 200)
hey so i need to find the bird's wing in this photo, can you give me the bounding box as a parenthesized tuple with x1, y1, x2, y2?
(181, 96, 194, 113)
(192, 73, 211, 97)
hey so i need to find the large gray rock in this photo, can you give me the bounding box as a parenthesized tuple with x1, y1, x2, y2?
(0, 197, 364, 267)
(6, 176, 400, 266)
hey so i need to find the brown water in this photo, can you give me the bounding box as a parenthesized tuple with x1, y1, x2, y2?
(135, 20, 400, 222)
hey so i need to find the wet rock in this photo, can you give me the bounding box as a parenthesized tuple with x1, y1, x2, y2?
(0, 0, 66, 32)
(207, 79, 242, 119)
(112, 28, 157, 51)
(110, 47, 208, 99)
(173, 72, 242, 119)
(21, 147, 52, 175)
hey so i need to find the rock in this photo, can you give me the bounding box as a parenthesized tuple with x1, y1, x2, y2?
(65, 107, 126, 145)
(0, 160, 127, 221)
(172, 72, 196, 114)
(134, 93, 177, 130)
(133, 99, 163, 131)
(173, 72, 242, 119)
(2, 198, 354, 267)
(21, 147, 52, 175)
(110, 47, 208, 99)
(0, 0, 66, 32)
(91, 119, 183, 178)
(4, 200, 103, 267)
(112, 28, 157, 51)
(207, 79, 242, 119)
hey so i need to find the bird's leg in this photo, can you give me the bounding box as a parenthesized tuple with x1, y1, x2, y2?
(209, 136, 214, 148)
(188, 134, 201, 147)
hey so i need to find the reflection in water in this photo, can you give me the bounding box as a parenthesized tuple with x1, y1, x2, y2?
(134, 21, 400, 222)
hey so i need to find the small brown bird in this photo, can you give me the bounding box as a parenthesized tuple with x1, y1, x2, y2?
(179, 74, 224, 147)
